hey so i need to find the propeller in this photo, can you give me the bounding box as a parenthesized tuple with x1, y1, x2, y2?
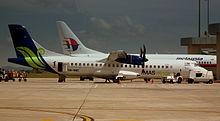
(140, 45, 148, 68)
(140, 48, 143, 57)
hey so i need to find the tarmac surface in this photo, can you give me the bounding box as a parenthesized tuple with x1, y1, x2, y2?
(0, 78, 220, 121)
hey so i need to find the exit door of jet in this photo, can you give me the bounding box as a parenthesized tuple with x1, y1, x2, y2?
(58, 62, 63, 72)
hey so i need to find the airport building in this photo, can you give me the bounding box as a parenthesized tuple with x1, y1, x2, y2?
(181, 37, 216, 55)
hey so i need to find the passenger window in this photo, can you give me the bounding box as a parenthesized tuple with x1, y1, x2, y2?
(129, 65, 132, 68)
(125, 65, 127, 68)
(137, 65, 140, 68)
(166, 66, 168, 68)
(95, 64, 98, 67)
(154, 65, 156, 68)
(71, 63, 73, 66)
(121, 65, 123, 67)
(162, 66, 164, 68)
(158, 65, 160, 68)
(87, 63, 90, 66)
(108, 64, 111, 67)
(133, 65, 136, 68)
(91, 63, 94, 67)
(83, 63, 85, 66)
(79, 63, 81, 66)
(99, 64, 102, 67)
(146, 65, 148, 68)
(149, 65, 152, 68)
(75, 63, 77, 66)
(116, 64, 119, 67)
(112, 64, 115, 67)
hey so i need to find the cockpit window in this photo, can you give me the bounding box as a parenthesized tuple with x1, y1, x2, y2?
(196, 73, 202, 77)
(194, 63, 199, 67)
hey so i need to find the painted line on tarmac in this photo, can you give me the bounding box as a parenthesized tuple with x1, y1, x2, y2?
(71, 107, 220, 114)
(115, 120, 143, 121)
(0, 107, 94, 121)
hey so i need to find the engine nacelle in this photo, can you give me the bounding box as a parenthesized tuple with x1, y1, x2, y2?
(116, 70, 140, 80)
(115, 55, 143, 65)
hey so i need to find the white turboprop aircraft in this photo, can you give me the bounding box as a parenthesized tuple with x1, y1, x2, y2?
(8, 24, 211, 83)
(56, 21, 216, 80)
(57, 21, 216, 67)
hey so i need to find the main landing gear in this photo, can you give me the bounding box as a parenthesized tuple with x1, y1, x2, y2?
(58, 74, 66, 82)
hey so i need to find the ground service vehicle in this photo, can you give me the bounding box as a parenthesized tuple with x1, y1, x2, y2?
(162, 75, 183, 84)
(18, 72, 27, 82)
(0, 71, 16, 82)
(0, 72, 9, 82)
(188, 71, 214, 84)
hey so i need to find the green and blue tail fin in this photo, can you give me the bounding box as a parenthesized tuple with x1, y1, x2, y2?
(8, 24, 58, 73)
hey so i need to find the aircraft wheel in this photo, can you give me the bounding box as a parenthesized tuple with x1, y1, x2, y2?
(208, 80, 213, 84)
(113, 79, 118, 83)
(188, 79, 194, 84)
(89, 77, 94, 81)
(80, 77, 84, 81)
(170, 79, 173, 84)
(162, 80, 166, 84)
(58, 75, 66, 83)
(177, 77, 182, 84)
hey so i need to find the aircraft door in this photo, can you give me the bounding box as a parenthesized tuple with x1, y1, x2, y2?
(58, 62, 63, 72)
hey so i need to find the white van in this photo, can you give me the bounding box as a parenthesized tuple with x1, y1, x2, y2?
(188, 71, 214, 84)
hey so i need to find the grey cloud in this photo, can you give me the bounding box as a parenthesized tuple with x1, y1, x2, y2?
(76, 16, 147, 52)
(25, 0, 78, 13)
(87, 16, 146, 37)
(89, 17, 112, 30)
(0, 0, 79, 14)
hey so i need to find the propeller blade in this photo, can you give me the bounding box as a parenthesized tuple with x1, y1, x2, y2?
(143, 45, 146, 61)
(140, 48, 143, 57)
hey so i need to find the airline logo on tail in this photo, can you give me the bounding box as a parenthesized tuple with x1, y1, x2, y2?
(64, 38, 79, 51)
(16, 47, 46, 69)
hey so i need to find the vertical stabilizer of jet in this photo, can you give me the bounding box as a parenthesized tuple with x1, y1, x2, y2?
(56, 21, 104, 55)
(8, 24, 60, 73)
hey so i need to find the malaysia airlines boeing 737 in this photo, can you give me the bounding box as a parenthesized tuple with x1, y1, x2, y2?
(8, 24, 212, 83)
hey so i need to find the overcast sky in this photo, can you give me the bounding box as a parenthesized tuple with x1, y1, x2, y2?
(1, 0, 220, 67)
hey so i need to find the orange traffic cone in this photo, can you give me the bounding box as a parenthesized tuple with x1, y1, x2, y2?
(151, 79, 154, 84)
(145, 79, 148, 83)
(118, 79, 121, 84)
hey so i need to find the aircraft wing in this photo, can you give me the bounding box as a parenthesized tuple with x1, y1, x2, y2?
(98, 50, 143, 65)
(97, 50, 127, 63)
(107, 50, 127, 62)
